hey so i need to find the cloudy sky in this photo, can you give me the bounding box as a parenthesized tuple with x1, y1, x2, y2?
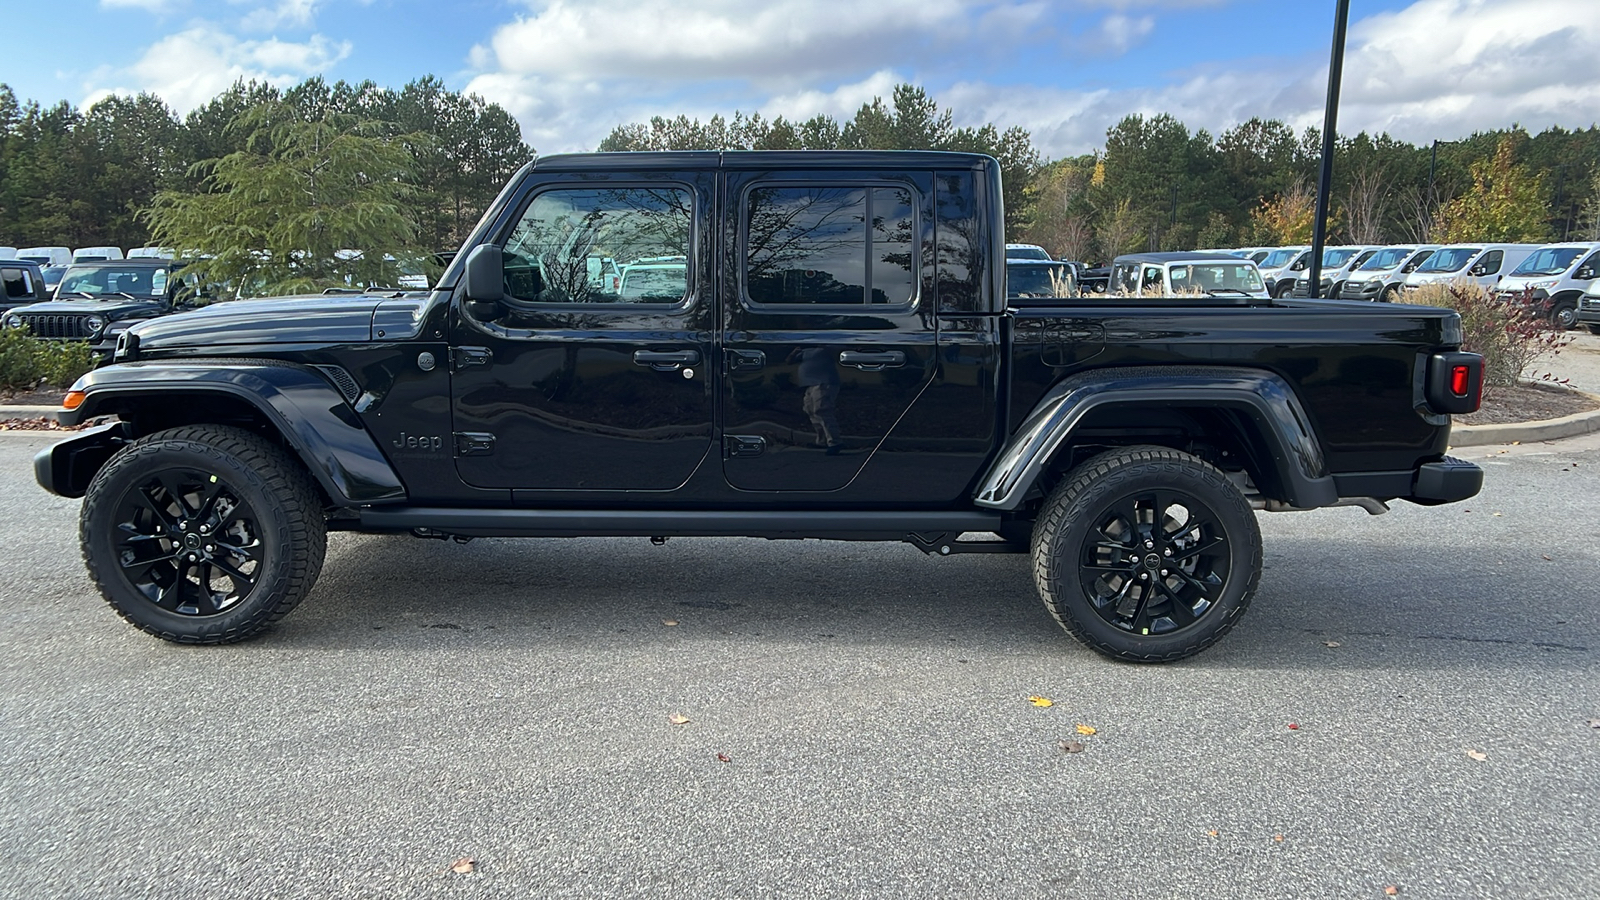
(6, 0, 1596, 158)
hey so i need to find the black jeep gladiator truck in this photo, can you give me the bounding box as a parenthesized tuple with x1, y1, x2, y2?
(35, 151, 1484, 662)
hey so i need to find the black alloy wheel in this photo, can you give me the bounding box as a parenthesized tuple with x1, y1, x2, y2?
(81, 425, 326, 643)
(1033, 446, 1261, 662)
(109, 467, 264, 617)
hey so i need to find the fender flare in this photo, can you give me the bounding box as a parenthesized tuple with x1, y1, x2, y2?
(48, 361, 407, 506)
(974, 366, 1335, 511)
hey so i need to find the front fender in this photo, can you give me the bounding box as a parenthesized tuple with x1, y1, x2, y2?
(52, 361, 407, 506)
(975, 365, 1336, 511)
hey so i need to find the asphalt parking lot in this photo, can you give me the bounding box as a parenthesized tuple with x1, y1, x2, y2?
(2, 431, 1597, 899)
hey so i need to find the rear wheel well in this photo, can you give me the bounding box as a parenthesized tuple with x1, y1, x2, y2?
(1007, 404, 1282, 526)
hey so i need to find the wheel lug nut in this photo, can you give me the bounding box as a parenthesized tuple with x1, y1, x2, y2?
(1160, 569, 1168, 576)
(1163, 548, 1172, 556)
(1145, 541, 1154, 549)
(1139, 573, 1148, 580)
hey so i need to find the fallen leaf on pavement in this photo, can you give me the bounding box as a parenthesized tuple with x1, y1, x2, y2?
(1287, 723, 1300, 730)
(1586, 719, 1600, 729)
(1466, 749, 1487, 761)
(1057, 740, 1084, 754)
(1384, 887, 1399, 896)
(1323, 641, 1341, 648)
(1541, 555, 1552, 561)
(449, 858, 475, 874)
(1273, 834, 1284, 842)
(1027, 695, 1054, 708)
(662, 619, 678, 626)
(1075, 723, 1097, 736)
(1492, 512, 1502, 517)
(1205, 829, 1219, 837)
(668, 713, 691, 725)
(716, 753, 731, 763)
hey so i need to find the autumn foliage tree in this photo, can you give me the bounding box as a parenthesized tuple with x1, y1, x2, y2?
(1434, 135, 1551, 243)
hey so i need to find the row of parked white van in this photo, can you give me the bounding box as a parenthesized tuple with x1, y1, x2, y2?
(1216, 241, 1600, 329)
(0, 245, 173, 267)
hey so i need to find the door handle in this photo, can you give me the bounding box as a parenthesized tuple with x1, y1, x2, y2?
(633, 349, 700, 370)
(839, 350, 906, 370)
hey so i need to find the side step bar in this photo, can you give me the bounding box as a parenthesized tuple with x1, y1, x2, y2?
(356, 507, 1007, 542)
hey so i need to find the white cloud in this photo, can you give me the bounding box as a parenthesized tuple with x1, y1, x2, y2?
(242, 0, 320, 31)
(84, 25, 351, 113)
(464, 0, 1600, 160)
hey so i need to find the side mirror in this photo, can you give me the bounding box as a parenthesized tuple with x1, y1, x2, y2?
(1468, 266, 1486, 277)
(1576, 267, 1594, 280)
(463, 244, 504, 304)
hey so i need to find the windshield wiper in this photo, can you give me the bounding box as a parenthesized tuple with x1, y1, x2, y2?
(59, 290, 95, 299)
(113, 292, 139, 301)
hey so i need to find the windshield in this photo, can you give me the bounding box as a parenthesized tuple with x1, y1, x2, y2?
(618, 266, 686, 302)
(1006, 246, 1051, 261)
(1321, 248, 1359, 268)
(1509, 247, 1584, 277)
(1170, 262, 1265, 294)
(1358, 248, 1412, 271)
(1260, 248, 1300, 268)
(1007, 264, 1072, 297)
(56, 264, 169, 299)
(1415, 248, 1479, 273)
(41, 267, 67, 287)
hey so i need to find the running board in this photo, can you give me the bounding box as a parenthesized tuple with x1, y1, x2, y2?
(356, 507, 1006, 541)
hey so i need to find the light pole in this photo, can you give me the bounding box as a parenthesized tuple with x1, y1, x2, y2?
(1308, 0, 1350, 299)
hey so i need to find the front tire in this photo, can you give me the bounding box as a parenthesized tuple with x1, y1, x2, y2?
(1551, 302, 1577, 330)
(1032, 446, 1262, 662)
(80, 425, 327, 643)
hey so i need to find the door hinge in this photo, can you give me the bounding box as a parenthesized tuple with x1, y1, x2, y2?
(454, 432, 496, 457)
(451, 346, 492, 371)
(723, 434, 766, 458)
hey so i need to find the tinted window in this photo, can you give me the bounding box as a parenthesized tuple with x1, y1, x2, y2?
(1477, 250, 1503, 274)
(1007, 264, 1070, 297)
(2, 267, 34, 299)
(1172, 262, 1265, 293)
(56, 264, 168, 298)
(744, 185, 916, 306)
(503, 187, 692, 304)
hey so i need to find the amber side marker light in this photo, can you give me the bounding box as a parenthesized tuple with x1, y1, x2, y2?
(62, 391, 86, 410)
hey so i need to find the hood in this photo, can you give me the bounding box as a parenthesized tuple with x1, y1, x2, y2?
(15, 297, 167, 319)
(125, 292, 428, 352)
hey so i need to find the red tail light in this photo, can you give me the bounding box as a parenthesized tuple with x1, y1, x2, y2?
(1450, 365, 1470, 397)
(1426, 352, 1482, 414)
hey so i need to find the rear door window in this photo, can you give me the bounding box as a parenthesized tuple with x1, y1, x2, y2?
(742, 184, 917, 307)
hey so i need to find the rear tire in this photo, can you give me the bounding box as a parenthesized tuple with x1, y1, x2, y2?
(1587, 325, 1600, 336)
(80, 425, 327, 643)
(1032, 446, 1262, 662)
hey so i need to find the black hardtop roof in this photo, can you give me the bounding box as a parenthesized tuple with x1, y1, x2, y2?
(1114, 252, 1248, 265)
(529, 150, 997, 171)
(2, 259, 44, 270)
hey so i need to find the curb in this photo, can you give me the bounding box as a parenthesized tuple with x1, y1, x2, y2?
(1, 405, 62, 420)
(1450, 404, 1600, 447)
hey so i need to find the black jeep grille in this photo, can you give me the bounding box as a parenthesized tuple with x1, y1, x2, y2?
(15, 313, 96, 339)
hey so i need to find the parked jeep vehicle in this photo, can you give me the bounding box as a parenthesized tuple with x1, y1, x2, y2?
(1, 259, 50, 313)
(1006, 259, 1077, 301)
(1337, 245, 1438, 301)
(1493, 242, 1600, 329)
(3, 258, 204, 357)
(36, 150, 1484, 663)
(1108, 252, 1269, 299)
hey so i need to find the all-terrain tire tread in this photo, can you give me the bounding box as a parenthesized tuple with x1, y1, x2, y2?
(1031, 445, 1262, 663)
(80, 424, 327, 644)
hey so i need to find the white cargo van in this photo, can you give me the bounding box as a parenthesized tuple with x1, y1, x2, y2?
(72, 246, 125, 262)
(1493, 241, 1600, 329)
(1291, 245, 1379, 298)
(16, 246, 72, 267)
(1404, 244, 1540, 292)
(1337, 245, 1438, 301)
(1256, 246, 1311, 298)
(1576, 278, 1600, 335)
(0, 247, 16, 260)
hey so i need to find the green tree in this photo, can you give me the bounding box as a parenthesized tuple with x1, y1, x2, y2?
(145, 101, 421, 296)
(1434, 135, 1551, 242)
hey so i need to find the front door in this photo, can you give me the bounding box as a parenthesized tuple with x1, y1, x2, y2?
(451, 173, 716, 492)
(720, 170, 937, 492)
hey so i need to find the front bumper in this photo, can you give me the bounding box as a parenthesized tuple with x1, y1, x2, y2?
(34, 422, 129, 498)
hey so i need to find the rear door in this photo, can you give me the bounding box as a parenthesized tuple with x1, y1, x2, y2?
(720, 169, 937, 492)
(450, 171, 717, 492)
